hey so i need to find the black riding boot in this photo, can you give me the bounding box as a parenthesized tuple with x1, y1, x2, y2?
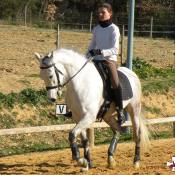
(114, 86, 125, 125)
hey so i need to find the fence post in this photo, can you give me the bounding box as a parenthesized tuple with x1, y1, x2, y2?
(150, 16, 153, 38)
(24, 1, 31, 26)
(57, 24, 60, 49)
(87, 128, 94, 148)
(89, 12, 93, 32)
(50, 20, 53, 30)
(173, 122, 175, 137)
(120, 25, 125, 65)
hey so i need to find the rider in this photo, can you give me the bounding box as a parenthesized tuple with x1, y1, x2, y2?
(87, 3, 125, 125)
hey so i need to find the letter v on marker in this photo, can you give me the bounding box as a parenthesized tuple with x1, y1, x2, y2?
(56, 104, 67, 115)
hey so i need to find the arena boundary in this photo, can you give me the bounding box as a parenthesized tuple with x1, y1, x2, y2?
(0, 116, 174, 147)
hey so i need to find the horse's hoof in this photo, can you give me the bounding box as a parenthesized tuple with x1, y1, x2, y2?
(78, 158, 88, 168)
(89, 161, 95, 168)
(78, 158, 89, 172)
(80, 166, 89, 172)
(107, 156, 116, 169)
(134, 161, 140, 169)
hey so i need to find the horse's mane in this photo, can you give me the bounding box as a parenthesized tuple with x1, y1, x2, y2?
(54, 49, 87, 68)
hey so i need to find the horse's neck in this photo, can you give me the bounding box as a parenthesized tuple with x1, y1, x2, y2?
(65, 59, 86, 75)
(55, 51, 88, 77)
(54, 50, 104, 114)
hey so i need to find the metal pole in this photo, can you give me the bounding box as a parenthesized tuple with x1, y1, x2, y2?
(125, 0, 135, 133)
(126, 0, 135, 70)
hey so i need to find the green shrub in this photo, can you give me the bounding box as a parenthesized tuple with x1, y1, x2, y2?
(142, 80, 174, 95)
(0, 89, 48, 108)
(5, 92, 18, 108)
(0, 92, 6, 107)
(132, 57, 173, 79)
(19, 88, 46, 105)
(0, 114, 16, 129)
(144, 106, 161, 114)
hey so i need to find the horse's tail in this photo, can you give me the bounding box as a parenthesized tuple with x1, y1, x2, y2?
(139, 112, 150, 151)
(136, 74, 150, 151)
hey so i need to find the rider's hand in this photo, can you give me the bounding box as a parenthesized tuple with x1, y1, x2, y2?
(89, 49, 102, 57)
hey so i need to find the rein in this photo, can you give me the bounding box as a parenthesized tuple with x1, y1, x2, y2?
(40, 56, 94, 90)
(61, 56, 94, 87)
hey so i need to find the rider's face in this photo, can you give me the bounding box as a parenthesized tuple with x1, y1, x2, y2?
(97, 7, 112, 21)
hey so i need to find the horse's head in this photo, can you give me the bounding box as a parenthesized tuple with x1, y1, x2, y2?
(34, 51, 64, 103)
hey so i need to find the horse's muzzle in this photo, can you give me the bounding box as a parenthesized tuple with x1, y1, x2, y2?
(50, 98, 56, 103)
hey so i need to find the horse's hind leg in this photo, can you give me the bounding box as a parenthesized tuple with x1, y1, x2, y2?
(127, 103, 141, 169)
(105, 117, 121, 169)
(134, 128, 141, 169)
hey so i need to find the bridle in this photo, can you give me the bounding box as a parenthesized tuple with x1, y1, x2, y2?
(40, 63, 64, 91)
(40, 55, 94, 91)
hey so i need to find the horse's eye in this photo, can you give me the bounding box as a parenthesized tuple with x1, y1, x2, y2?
(49, 75, 53, 79)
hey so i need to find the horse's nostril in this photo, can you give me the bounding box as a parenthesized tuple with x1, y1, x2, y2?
(50, 98, 56, 103)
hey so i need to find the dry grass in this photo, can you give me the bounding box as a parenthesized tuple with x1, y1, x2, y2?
(0, 25, 174, 118)
(0, 25, 174, 94)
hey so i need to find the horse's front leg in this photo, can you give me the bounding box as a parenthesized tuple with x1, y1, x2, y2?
(80, 129, 93, 168)
(68, 117, 94, 172)
(69, 131, 80, 161)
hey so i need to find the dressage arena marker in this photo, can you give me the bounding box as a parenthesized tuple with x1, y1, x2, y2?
(56, 104, 67, 115)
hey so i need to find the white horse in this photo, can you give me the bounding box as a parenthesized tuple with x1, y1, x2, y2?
(34, 49, 149, 172)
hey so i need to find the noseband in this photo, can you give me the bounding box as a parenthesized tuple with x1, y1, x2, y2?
(40, 64, 63, 91)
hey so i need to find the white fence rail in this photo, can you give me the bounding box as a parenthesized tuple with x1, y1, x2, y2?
(0, 116, 175, 148)
(0, 116, 174, 136)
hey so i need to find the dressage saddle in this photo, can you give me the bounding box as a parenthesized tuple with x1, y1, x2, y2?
(93, 60, 133, 120)
(63, 61, 133, 120)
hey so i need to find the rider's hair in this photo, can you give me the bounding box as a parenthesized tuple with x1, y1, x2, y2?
(97, 3, 113, 14)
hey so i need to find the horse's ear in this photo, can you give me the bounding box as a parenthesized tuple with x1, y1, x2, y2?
(34, 52, 42, 62)
(48, 51, 54, 58)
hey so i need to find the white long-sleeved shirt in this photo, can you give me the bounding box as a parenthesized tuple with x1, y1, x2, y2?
(88, 23, 120, 61)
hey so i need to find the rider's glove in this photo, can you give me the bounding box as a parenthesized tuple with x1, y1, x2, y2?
(89, 49, 102, 57)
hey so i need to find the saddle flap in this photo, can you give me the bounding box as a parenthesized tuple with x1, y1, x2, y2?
(117, 70, 133, 100)
(94, 61, 133, 101)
